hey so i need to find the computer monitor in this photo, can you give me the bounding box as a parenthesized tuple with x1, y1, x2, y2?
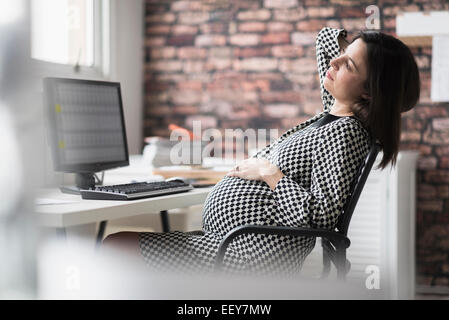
(43, 77, 129, 193)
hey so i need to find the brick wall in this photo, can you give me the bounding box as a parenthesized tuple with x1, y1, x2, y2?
(143, 0, 449, 287)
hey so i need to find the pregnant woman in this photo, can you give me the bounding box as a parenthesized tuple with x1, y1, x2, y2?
(103, 27, 420, 276)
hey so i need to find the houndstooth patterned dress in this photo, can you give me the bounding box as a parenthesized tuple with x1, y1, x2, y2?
(139, 27, 372, 276)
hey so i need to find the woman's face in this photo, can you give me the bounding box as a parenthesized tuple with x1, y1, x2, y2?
(324, 38, 369, 105)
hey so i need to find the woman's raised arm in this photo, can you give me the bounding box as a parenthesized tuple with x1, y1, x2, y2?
(316, 27, 348, 112)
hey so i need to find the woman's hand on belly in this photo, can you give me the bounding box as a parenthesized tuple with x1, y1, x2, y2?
(227, 158, 285, 191)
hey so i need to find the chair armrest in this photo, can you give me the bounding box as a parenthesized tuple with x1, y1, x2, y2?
(214, 224, 350, 270)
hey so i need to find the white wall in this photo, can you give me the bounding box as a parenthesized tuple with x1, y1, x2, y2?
(109, 0, 144, 155)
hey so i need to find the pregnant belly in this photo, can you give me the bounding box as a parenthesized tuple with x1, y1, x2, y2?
(202, 176, 276, 236)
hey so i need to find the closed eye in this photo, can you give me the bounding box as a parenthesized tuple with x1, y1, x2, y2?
(345, 61, 351, 71)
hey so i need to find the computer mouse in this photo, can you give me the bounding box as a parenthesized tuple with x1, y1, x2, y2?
(165, 176, 189, 184)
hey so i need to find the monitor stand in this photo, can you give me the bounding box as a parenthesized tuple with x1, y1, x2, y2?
(59, 173, 96, 195)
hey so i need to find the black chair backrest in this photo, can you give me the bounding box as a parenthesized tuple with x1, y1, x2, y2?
(336, 142, 382, 236)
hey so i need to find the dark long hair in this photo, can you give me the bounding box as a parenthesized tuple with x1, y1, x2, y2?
(350, 31, 420, 170)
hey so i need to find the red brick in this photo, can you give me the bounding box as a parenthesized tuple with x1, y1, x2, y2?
(383, 17, 396, 29)
(238, 22, 266, 33)
(177, 47, 207, 60)
(147, 60, 183, 72)
(145, 80, 171, 92)
(403, 118, 424, 130)
(145, 37, 165, 47)
(231, 79, 270, 92)
(227, 104, 260, 120)
(264, 0, 299, 8)
(229, 34, 260, 46)
(285, 73, 317, 88)
(440, 157, 449, 169)
(436, 146, 449, 157)
(182, 60, 205, 73)
(171, 1, 202, 11)
(401, 131, 421, 142)
(264, 104, 299, 118)
(233, 47, 271, 58)
(418, 184, 437, 199)
(145, 12, 176, 24)
(279, 58, 317, 74)
(281, 116, 311, 128)
(212, 71, 248, 82)
(233, 58, 278, 72)
(209, 11, 234, 22)
(337, 7, 368, 18)
(424, 170, 449, 184)
(296, 19, 327, 31)
(171, 90, 203, 105)
(206, 58, 232, 71)
(302, 100, 323, 115)
(417, 200, 444, 212)
(341, 18, 367, 31)
(423, 127, 449, 145)
(146, 25, 171, 35)
(326, 19, 341, 29)
(209, 47, 232, 58)
(291, 32, 316, 46)
(172, 105, 199, 115)
(154, 73, 186, 83)
(178, 11, 210, 24)
(306, 7, 336, 18)
(267, 22, 294, 32)
(417, 156, 438, 170)
(271, 45, 304, 58)
(199, 23, 227, 34)
(383, 4, 420, 16)
(422, 2, 449, 11)
(151, 47, 176, 60)
(166, 35, 195, 46)
(185, 115, 217, 129)
(273, 8, 306, 21)
(415, 106, 448, 118)
(433, 118, 449, 132)
(260, 91, 303, 104)
(195, 34, 227, 47)
(206, 81, 226, 91)
(237, 9, 271, 21)
(146, 105, 171, 116)
(248, 73, 284, 81)
(171, 25, 198, 35)
(177, 81, 203, 91)
(261, 32, 290, 45)
(437, 185, 449, 198)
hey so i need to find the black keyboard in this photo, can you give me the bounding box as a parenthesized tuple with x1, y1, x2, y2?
(79, 180, 194, 200)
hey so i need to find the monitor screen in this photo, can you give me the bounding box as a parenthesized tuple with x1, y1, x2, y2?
(44, 78, 129, 173)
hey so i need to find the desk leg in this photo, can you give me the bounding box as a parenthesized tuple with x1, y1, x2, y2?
(96, 220, 108, 249)
(160, 210, 170, 233)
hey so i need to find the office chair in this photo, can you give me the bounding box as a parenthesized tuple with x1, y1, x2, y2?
(214, 142, 382, 280)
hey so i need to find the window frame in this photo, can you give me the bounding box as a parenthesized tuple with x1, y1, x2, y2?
(28, 0, 110, 80)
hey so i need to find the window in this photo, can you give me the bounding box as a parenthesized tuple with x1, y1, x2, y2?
(30, 0, 108, 75)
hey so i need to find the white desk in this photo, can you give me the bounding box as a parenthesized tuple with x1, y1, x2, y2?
(35, 187, 213, 244)
(36, 187, 212, 228)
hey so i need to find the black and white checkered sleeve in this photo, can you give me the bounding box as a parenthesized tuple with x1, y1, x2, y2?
(316, 27, 348, 113)
(272, 119, 370, 229)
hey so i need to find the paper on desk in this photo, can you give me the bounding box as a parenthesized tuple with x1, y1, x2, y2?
(35, 198, 80, 206)
(431, 36, 449, 102)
